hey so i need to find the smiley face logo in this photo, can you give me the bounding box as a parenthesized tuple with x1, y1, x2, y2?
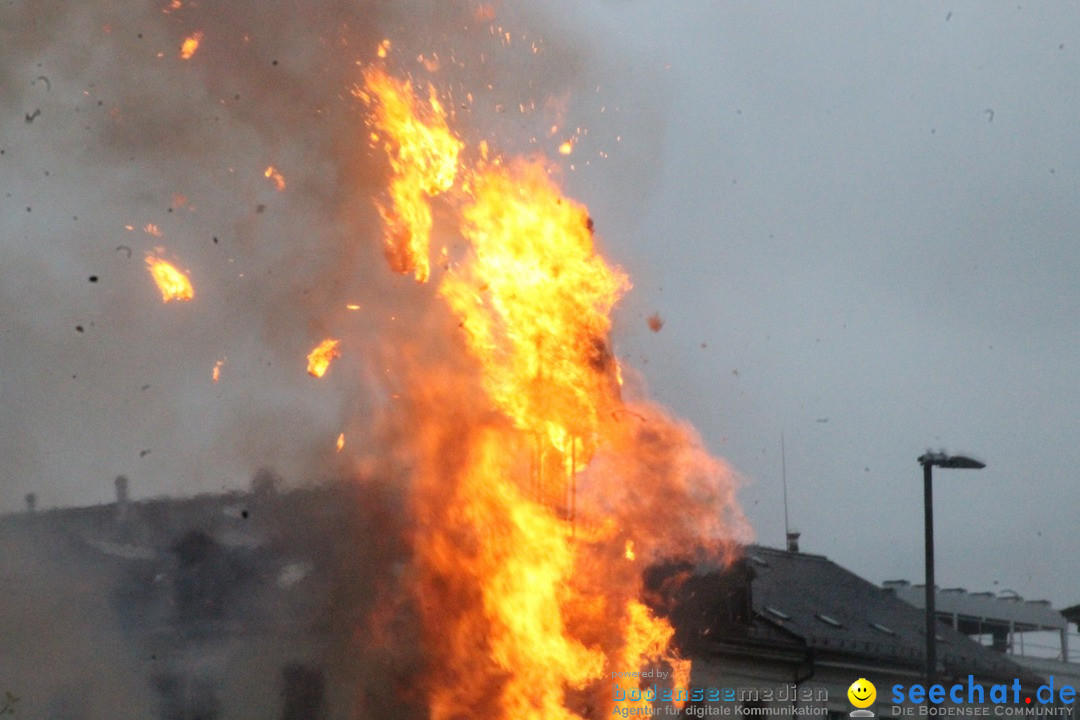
(848, 678, 876, 709)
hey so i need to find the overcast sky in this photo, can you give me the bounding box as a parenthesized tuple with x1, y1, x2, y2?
(568, 2, 1080, 608)
(1, 2, 1077, 608)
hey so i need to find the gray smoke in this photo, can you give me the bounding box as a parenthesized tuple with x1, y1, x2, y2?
(0, 0, 652, 510)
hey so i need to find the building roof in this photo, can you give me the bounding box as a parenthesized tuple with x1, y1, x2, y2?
(693, 545, 1040, 685)
(884, 580, 1066, 633)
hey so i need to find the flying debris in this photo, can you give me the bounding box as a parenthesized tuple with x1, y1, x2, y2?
(985, 109, 994, 123)
(180, 31, 203, 60)
(264, 166, 286, 190)
(647, 313, 663, 332)
(306, 339, 340, 378)
(145, 253, 194, 302)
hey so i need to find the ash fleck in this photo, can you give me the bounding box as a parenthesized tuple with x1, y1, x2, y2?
(646, 313, 663, 332)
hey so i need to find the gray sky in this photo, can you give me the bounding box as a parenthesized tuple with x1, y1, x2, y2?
(568, 2, 1080, 607)
(2, 1, 1078, 607)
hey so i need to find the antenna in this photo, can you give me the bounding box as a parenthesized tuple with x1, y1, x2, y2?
(781, 430, 791, 539)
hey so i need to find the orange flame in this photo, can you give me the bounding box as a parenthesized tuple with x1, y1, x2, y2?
(336, 432, 345, 451)
(357, 68, 462, 283)
(306, 338, 340, 378)
(179, 31, 202, 60)
(146, 253, 194, 302)
(441, 159, 628, 478)
(212, 359, 224, 382)
(365, 65, 747, 720)
(264, 165, 286, 191)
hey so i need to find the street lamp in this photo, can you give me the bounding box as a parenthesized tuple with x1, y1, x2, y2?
(918, 451, 986, 684)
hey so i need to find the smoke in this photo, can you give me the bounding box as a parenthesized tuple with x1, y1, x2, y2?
(0, 0, 578, 509)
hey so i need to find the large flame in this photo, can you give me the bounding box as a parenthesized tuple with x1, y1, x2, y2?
(362, 58, 747, 720)
(441, 159, 628, 477)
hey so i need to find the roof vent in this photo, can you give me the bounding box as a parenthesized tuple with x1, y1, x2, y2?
(786, 531, 801, 553)
(870, 622, 896, 636)
(815, 613, 843, 628)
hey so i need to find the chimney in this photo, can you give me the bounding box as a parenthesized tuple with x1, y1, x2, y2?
(115, 475, 130, 521)
(786, 530, 801, 553)
(24, 493, 36, 514)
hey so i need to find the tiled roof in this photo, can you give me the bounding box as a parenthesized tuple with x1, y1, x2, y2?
(738, 545, 1038, 683)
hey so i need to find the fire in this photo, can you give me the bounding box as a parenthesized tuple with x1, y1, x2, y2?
(336, 433, 345, 451)
(363, 63, 746, 720)
(440, 158, 628, 479)
(212, 358, 225, 382)
(306, 338, 340, 378)
(179, 31, 202, 60)
(357, 67, 462, 283)
(264, 165, 286, 190)
(145, 253, 194, 302)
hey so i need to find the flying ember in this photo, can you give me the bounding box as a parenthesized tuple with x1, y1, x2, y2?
(145, 253, 194, 303)
(179, 31, 202, 60)
(264, 165, 286, 190)
(306, 338, 341, 378)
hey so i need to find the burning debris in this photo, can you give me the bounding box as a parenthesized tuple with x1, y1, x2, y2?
(305, 338, 340, 378)
(179, 31, 202, 60)
(145, 253, 194, 302)
(263, 165, 285, 191)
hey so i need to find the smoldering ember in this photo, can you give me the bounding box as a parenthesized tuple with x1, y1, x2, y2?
(3, 2, 1079, 720)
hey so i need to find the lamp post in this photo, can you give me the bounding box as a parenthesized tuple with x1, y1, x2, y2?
(918, 452, 985, 684)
